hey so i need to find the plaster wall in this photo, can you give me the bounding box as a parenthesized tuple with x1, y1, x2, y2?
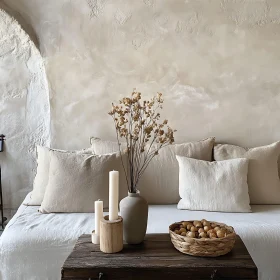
(0, 9, 50, 209)
(1, 0, 280, 209)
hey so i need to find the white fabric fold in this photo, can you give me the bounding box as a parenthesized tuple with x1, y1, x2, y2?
(1, 192, 280, 280)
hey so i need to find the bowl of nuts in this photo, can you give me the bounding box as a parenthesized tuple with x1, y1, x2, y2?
(169, 219, 236, 257)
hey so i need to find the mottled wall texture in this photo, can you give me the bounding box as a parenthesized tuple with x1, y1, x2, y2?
(1, 0, 280, 209)
(0, 8, 50, 209)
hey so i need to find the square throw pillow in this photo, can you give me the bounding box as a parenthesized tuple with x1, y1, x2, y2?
(214, 142, 280, 204)
(177, 156, 251, 212)
(26, 146, 93, 206)
(91, 137, 215, 204)
(39, 150, 127, 213)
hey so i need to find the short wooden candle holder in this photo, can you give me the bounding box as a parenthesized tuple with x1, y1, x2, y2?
(100, 215, 123, 253)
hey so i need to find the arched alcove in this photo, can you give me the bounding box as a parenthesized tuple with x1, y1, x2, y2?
(0, 9, 50, 209)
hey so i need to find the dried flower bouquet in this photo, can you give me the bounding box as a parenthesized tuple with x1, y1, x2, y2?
(109, 90, 176, 193)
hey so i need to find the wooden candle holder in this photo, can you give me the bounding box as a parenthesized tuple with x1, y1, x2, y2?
(100, 215, 123, 253)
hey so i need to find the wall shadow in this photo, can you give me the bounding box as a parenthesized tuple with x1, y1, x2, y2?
(0, 1, 39, 49)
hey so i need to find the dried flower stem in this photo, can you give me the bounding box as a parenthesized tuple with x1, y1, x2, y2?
(109, 90, 176, 193)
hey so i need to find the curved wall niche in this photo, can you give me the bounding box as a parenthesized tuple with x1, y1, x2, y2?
(0, 9, 50, 209)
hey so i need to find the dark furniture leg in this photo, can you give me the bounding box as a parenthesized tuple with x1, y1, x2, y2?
(0, 166, 7, 229)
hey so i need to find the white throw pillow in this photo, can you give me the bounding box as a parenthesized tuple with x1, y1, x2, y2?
(26, 146, 93, 206)
(214, 142, 280, 204)
(39, 151, 127, 213)
(91, 137, 215, 204)
(177, 156, 251, 212)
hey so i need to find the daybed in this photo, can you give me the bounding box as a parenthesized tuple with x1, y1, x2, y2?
(1, 192, 280, 280)
(2, 138, 280, 280)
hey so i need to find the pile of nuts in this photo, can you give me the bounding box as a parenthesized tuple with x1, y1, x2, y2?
(173, 219, 229, 239)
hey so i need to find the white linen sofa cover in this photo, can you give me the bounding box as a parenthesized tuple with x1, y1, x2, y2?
(1, 192, 280, 280)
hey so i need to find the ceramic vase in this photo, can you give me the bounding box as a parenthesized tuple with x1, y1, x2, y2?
(119, 191, 148, 244)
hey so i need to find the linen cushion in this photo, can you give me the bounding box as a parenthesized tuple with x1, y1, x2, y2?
(91, 137, 215, 204)
(214, 142, 280, 204)
(26, 146, 93, 206)
(91, 137, 125, 154)
(39, 151, 127, 213)
(177, 156, 251, 212)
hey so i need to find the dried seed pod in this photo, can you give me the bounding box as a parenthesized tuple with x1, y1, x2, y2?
(209, 232, 217, 239)
(198, 228, 205, 234)
(186, 224, 192, 230)
(190, 226, 198, 232)
(203, 221, 210, 227)
(216, 230, 226, 238)
(195, 222, 203, 228)
(187, 231, 196, 238)
(199, 232, 207, 238)
(204, 226, 211, 232)
(179, 228, 186, 233)
(182, 222, 190, 228)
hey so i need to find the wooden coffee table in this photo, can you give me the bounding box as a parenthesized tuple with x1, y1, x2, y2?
(61, 234, 257, 280)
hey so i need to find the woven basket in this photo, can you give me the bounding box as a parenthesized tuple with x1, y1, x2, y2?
(169, 220, 236, 257)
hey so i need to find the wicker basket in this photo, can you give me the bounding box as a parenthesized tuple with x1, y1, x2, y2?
(169, 220, 236, 257)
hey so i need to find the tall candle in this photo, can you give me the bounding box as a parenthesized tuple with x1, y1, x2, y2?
(95, 200, 103, 236)
(109, 170, 119, 221)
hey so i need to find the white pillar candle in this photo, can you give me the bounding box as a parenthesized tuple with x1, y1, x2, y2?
(95, 200, 103, 236)
(109, 170, 119, 221)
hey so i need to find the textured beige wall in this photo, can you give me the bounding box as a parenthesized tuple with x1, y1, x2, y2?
(5, 0, 280, 148)
(1, 0, 280, 208)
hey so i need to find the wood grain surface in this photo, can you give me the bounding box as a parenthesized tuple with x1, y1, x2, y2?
(61, 234, 257, 280)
